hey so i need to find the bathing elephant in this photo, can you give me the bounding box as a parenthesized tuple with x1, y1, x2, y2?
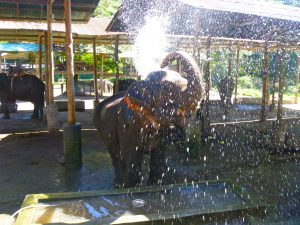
(94, 51, 203, 188)
(0, 73, 45, 119)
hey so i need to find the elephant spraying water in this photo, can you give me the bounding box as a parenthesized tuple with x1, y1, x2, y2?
(94, 51, 203, 187)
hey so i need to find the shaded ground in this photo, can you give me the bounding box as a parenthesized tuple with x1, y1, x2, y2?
(0, 92, 300, 224)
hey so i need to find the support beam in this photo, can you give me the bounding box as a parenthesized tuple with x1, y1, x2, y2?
(277, 48, 285, 121)
(100, 53, 104, 96)
(38, 34, 43, 80)
(260, 41, 269, 121)
(46, 0, 59, 133)
(270, 47, 279, 111)
(201, 37, 211, 142)
(294, 52, 300, 104)
(44, 31, 49, 106)
(226, 44, 232, 106)
(64, 0, 76, 125)
(47, 0, 54, 104)
(93, 38, 99, 108)
(274, 48, 286, 149)
(234, 46, 240, 104)
(63, 0, 82, 169)
(114, 35, 120, 94)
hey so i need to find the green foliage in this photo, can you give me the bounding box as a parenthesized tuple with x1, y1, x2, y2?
(93, 0, 121, 18)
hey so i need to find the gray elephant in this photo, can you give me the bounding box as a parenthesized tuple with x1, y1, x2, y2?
(94, 51, 202, 188)
(0, 73, 45, 119)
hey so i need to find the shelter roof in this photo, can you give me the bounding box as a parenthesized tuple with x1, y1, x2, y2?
(0, 0, 100, 22)
(0, 18, 130, 45)
(107, 0, 300, 44)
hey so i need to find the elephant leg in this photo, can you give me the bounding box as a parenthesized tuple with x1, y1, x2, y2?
(1, 103, 10, 119)
(148, 144, 166, 186)
(31, 104, 39, 119)
(110, 151, 126, 188)
(123, 150, 143, 187)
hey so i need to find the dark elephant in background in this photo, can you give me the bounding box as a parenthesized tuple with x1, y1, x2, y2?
(94, 51, 203, 188)
(0, 73, 45, 119)
(217, 77, 234, 105)
(113, 78, 136, 94)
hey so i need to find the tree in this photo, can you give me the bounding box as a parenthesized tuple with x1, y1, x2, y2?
(93, 0, 121, 18)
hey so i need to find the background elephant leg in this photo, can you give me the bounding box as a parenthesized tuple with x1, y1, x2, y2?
(31, 104, 39, 119)
(148, 144, 166, 186)
(1, 102, 10, 119)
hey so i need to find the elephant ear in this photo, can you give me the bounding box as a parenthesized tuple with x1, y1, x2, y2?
(160, 51, 203, 111)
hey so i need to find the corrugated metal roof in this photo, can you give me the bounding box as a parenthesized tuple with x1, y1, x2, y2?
(180, 0, 300, 22)
(107, 0, 300, 42)
(0, 0, 100, 22)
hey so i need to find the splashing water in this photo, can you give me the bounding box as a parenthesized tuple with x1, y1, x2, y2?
(133, 15, 168, 78)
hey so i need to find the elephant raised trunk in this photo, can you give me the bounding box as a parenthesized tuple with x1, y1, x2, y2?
(160, 51, 202, 112)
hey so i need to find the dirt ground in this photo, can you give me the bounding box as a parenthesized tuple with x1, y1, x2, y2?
(1, 94, 300, 224)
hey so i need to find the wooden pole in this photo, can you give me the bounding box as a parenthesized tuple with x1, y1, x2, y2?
(277, 48, 285, 121)
(270, 47, 279, 111)
(260, 41, 269, 121)
(226, 44, 232, 106)
(38, 34, 43, 80)
(101, 53, 104, 96)
(93, 38, 99, 107)
(114, 35, 120, 94)
(47, 0, 54, 104)
(294, 52, 300, 104)
(201, 36, 211, 142)
(234, 46, 240, 104)
(44, 31, 49, 106)
(64, 0, 76, 125)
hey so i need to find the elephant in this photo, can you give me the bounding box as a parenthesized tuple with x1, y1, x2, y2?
(0, 73, 45, 119)
(217, 77, 234, 105)
(113, 78, 136, 94)
(94, 51, 203, 188)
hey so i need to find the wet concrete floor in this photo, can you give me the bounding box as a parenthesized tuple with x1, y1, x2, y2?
(0, 96, 300, 224)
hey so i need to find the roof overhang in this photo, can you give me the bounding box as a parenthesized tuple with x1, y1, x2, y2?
(106, 0, 300, 44)
(0, 0, 100, 22)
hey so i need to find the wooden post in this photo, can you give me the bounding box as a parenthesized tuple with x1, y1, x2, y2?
(260, 41, 269, 121)
(201, 37, 211, 142)
(44, 31, 49, 106)
(38, 34, 43, 80)
(100, 53, 104, 96)
(277, 49, 285, 121)
(114, 35, 120, 94)
(294, 52, 300, 104)
(93, 38, 99, 108)
(234, 46, 240, 104)
(226, 45, 232, 106)
(64, 0, 76, 125)
(270, 47, 279, 111)
(274, 48, 286, 148)
(47, 0, 54, 105)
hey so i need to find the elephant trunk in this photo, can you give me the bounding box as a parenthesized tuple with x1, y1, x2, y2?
(160, 51, 202, 111)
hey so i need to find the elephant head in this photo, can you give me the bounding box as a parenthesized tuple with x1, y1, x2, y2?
(124, 51, 202, 130)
